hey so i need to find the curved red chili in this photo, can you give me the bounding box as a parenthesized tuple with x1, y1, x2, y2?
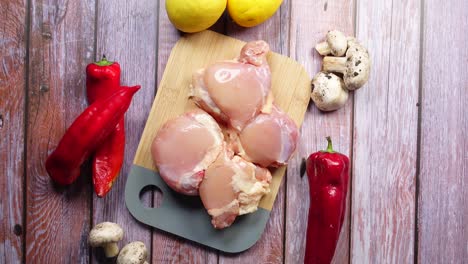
(45, 85, 140, 185)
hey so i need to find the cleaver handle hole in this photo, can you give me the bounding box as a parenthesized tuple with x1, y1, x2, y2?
(139, 185, 163, 209)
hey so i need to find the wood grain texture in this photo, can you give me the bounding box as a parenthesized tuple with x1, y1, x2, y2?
(25, 0, 95, 263)
(219, 2, 290, 263)
(351, 0, 420, 262)
(91, 0, 158, 263)
(286, 0, 355, 263)
(1, 1, 466, 262)
(0, 0, 27, 263)
(418, 0, 468, 262)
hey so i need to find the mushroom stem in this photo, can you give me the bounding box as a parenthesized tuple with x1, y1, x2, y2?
(315, 41, 331, 56)
(322, 56, 347, 74)
(104, 243, 120, 258)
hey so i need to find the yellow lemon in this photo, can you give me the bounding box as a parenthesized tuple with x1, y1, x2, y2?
(166, 0, 227, 33)
(227, 0, 283, 27)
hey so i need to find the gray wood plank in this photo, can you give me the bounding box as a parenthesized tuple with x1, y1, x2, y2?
(25, 1, 95, 263)
(0, 0, 27, 262)
(418, 0, 468, 262)
(286, 0, 355, 263)
(91, 0, 158, 262)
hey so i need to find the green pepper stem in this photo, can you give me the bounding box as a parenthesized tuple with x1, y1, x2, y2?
(325, 136, 334, 153)
(94, 55, 113, 66)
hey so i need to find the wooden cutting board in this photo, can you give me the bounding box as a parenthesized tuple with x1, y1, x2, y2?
(125, 30, 310, 253)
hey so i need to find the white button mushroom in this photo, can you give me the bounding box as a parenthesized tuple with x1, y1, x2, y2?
(315, 30, 348, 57)
(117, 241, 148, 264)
(322, 39, 371, 90)
(88, 222, 124, 258)
(311, 72, 349, 111)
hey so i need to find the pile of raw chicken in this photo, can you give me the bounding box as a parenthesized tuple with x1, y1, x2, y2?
(151, 41, 299, 229)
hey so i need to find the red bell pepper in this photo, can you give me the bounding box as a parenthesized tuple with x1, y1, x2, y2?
(86, 56, 124, 197)
(304, 137, 350, 264)
(46, 85, 140, 185)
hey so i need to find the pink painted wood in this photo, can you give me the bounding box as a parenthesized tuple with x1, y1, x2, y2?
(25, 1, 95, 263)
(1, 0, 467, 263)
(286, 1, 355, 263)
(351, 0, 420, 262)
(0, 0, 27, 263)
(418, 0, 468, 262)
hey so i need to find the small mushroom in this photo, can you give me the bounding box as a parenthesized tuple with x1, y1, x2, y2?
(311, 72, 349, 111)
(88, 222, 124, 258)
(315, 30, 348, 56)
(322, 39, 371, 90)
(117, 241, 148, 264)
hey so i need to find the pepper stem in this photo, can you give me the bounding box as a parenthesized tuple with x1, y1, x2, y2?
(94, 55, 113, 66)
(324, 136, 335, 153)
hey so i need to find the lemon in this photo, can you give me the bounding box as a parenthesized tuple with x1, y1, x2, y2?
(166, 0, 227, 33)
(227, 0, 283, 27)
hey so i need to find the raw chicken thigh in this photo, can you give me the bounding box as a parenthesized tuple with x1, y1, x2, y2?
(198, 151, 239, 229)
(151, 39, 300, 229)
(199, 150, 271, 229)
(190, 41, 273, 131)
(151, 110, 223, 195)
(238, 105, 299, 167)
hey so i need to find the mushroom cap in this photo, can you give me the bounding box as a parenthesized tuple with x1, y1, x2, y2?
(117, 241, 148, 264)
(326, 30, 347, 56)
(88, 222, 124, 247)
(343, 41, 370, 90)
(311, 72, 349, 111)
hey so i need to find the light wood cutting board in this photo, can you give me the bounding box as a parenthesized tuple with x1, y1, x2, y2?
(125, 30, 310, 253)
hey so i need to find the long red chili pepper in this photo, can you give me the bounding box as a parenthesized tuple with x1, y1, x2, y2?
(46, 85, 140, 185)
(304, 137, 350, 264)
(86, 56, 124, 197)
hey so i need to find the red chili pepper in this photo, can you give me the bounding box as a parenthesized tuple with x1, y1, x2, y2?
(304, 137, 350, 264)
(86, 56, 124, 197)
(45, 85, 140, 185)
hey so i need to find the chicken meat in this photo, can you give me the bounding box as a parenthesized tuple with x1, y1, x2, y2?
(237, 105, 299, 167)
(151, 39, 301, 229)
(199, 150, 272, 229)
(190, 40, 273, 131)
(151, 110, 224, 195)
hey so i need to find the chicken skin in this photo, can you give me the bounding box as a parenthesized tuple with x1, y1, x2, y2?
(238, 105, 299, 167)
(151, 110, 223, 195)
(191, 40, 273, 131)
(199, 150, 271, 229)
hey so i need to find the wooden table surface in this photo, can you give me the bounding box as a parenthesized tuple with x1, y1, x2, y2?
(1, 0, 467, 263)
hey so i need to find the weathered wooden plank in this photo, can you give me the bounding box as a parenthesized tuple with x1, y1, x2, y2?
(0, 0, 27, 263)
(286, 0, 355, 263)
(25, 1, 95, 263)
(150, 1, 219, 263)
(218, 2, 290, 263)
(418, 1, 468, 262)
(91, 0, 158, 262)
(351, 0, 421, 262)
